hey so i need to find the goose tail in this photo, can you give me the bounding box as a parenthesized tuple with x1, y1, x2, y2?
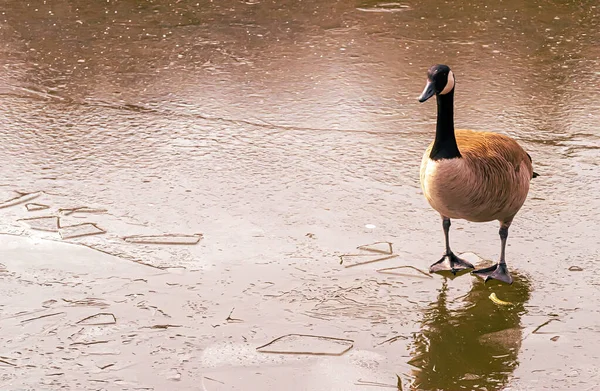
(526, 152, 539, 179)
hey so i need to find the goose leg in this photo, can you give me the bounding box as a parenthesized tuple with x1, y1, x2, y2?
(472, 223, 514, 284)
(429, 217, 475, 274)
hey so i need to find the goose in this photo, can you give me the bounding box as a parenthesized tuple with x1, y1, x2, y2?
(418, 64, 538, 284)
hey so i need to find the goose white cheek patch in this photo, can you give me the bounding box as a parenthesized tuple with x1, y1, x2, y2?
(440, 71, 455, 95)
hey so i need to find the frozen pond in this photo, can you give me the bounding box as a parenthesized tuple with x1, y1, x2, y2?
(1, 0, 599, 389)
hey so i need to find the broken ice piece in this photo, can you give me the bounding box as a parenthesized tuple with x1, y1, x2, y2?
(357, 241, 393, 255)
(42, 299, 58, 308)
(256, 334, 354, 356)
(123, 234, 203, 245)
(344, 254, 399, 268)
(25, 203, 50, 212)
(59, 206, 108, 216)
(18, 216, 60, 232)
(76, 312, 117, 325)
(59, 223, 106, 239)
(0, 192, 41, 209)
(377, 265, 433, 278)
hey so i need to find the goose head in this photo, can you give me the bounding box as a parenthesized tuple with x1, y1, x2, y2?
(418, 64, 455, 103)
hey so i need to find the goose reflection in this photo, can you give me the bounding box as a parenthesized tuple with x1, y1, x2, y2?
(409, 272, 531, 391)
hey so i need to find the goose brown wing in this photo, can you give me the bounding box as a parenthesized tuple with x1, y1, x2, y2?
(455, 129, 534, 179)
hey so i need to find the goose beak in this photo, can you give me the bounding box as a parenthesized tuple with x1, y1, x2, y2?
(418, 81, 435, 102)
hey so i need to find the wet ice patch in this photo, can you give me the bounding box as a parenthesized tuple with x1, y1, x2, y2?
(200, 342, 305, 368)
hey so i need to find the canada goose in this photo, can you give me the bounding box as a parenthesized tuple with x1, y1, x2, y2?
(418, 64, 537, 284)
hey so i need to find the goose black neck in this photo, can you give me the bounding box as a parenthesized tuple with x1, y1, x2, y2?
(429, 90, 461, 160)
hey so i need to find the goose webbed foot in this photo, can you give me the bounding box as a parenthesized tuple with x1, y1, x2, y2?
(429, 252, 475, 274)
(472, 262, 513, 284)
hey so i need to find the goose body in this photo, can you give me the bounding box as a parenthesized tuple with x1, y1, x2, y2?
(417, 64, 537, 284)
(420, 129, 533, 223)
